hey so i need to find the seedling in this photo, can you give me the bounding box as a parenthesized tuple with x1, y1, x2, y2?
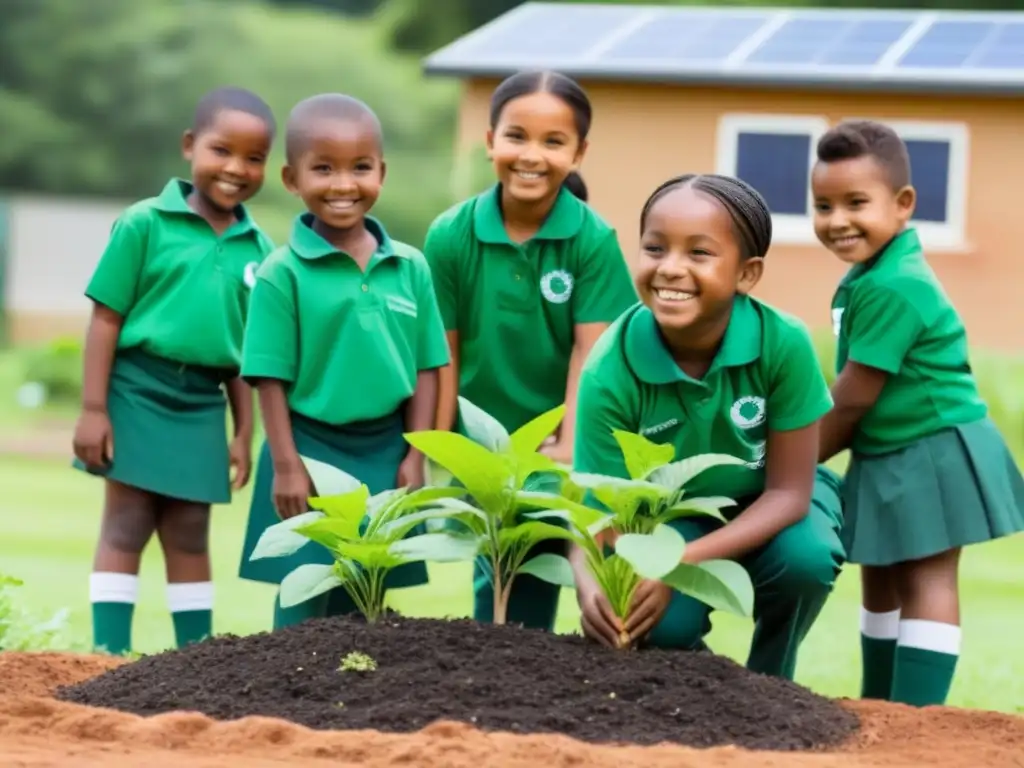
(401, 398, 577, 625)
(339, 651, 377, 672)
(518, 431, 756, 649)
(249, 455, 476, 623)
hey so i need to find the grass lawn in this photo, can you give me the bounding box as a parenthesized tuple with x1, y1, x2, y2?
(1, 453, 1022, 714)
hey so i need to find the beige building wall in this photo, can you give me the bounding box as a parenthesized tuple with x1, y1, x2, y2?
(454, 79, 1022, 353)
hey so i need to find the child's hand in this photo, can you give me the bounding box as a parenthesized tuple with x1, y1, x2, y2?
(624, 579, 673, 644)
(273, 462, 311, 519)
(73, 408, 114, 469)
(577, 580, 626, 649)
(396, 452, 425, 489)
(229, 436, 252, 491)
(539, 436, 573, 466)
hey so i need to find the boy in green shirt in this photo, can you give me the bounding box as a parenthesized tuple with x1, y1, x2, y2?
(238, 94, 449, 629)
(73, 87, 277, 655)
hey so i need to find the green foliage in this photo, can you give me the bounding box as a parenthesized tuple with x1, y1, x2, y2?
(338, 650, 377, 672)
(248, 455, 472, 622)
(402, 399, 576, 624)
(0, 573, 81, 651)
(21, 337, 83, 405)
(519, 432, 755, 649)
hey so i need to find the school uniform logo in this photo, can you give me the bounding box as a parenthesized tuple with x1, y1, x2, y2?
(640, 418, 679, 437)
(831, 308, 844, 337)
(540, 269, 574, 304)
(386, 294, 418, 318)
(730, 396, 766, 429)
(243, 262, 259, 289)
(746, 439, 766, 469)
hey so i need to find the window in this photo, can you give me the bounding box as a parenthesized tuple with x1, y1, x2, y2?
(715, 114, 830, 244)
(842, 119, 969, 250)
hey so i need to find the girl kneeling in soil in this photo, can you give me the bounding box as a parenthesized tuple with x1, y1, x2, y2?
(73, 88, 278, 655)
(812, 120, 1024, 707)
(237, 94, 450, 629)
(572, 174, 845, 681)
(423, 70, 637, 631)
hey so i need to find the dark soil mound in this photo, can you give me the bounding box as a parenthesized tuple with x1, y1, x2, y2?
(57, 615, 859, 751)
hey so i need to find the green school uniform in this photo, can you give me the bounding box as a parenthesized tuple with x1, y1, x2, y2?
(237, 214, 450, 605)
(424, 184, 638, 630)
(574, 297, 846, 681)
(73, 178, 273, 504)
(833, 228, 1024, 566)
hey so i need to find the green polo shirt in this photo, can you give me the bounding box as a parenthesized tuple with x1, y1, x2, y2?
(85, 178, 274, 370)
(241, 213, 450, 426)
(424, 184, 638, 433)
(832, 228, 986, 455)
(574, 296, 832, 507)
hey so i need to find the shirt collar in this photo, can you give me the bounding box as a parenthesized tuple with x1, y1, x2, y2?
(472, 184, 584, 244)
(288, 212, 399, 264)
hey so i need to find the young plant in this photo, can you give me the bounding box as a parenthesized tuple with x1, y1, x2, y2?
(518, 431, 757, 649)
(401, 397, 577, 625)
(249, 456, 475, 623)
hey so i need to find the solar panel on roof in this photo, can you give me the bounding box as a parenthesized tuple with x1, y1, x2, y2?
(600, 13, 769, 62)
(968, 22, 1024, 69)
(897, 21, 994, 68)
(744, 16, 913, 67)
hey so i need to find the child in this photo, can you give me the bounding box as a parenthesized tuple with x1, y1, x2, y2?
(237, 93, 450, 629)
(572, 174, 845, 681)
(423, 70, 637, 631)
(812, 120, 1024, 706)
(72, 87, 277, 655)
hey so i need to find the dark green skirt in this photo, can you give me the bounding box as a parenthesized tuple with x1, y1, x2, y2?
(237, 410, 428, 590)
(842, 417, 1024, 566)
(72, 347, 233, 504)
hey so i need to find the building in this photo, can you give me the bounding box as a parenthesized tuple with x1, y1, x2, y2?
(423, 3, 1024, 352)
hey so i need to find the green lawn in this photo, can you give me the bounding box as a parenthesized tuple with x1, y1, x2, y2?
(1, 454, 1021, 714)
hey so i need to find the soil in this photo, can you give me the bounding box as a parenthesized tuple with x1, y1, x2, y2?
(0, 635, 1021, 767)
(56, 615, 858, 751)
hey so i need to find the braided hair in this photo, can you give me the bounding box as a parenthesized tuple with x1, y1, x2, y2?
(639, 174, 773, 260)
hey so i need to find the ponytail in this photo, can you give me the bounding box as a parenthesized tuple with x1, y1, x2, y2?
(562, 171, 588, 202)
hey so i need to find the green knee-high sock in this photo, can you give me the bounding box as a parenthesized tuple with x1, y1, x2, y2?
(90, 572, 138, 656)
(860, 608, 900, 700)
(890, 619, 960, 707)
(167, 582, 214, 647)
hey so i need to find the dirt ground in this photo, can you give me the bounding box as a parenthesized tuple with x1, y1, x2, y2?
(2, 651, 1023, 768)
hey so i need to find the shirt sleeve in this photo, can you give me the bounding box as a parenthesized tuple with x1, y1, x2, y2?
(241, 270, 298, 384)
(572, 230, 638, 325)
(84, 212, 149, 315)
(573, 369, 634, 479)
(768, 317, 833, 432)
(845, 285, 923, 374)
(422, 219, 459, 332)
(414, 258, 452, 371)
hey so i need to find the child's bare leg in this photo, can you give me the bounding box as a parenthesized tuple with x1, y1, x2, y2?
(889, 548, 962, 706)
(91, 480, 159, 655)
(156, 498, 214, 648)
(859, 565, 901, 700)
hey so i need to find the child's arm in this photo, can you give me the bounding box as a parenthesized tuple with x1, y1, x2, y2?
(397, 369, 439, 488)
(436, 331, 460, 431)
(225, 377, 254, 490)
(422, 224, 460, 431)
(256, 379, 308, 518)
(545, 322, 606, 464)
(817, 362, 888, 463)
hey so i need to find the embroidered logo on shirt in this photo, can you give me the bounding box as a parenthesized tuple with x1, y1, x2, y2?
(746, 439, 766, 469)
(730, 396, 766, 429)
(540, 269, 574, 304)
(386, 294, 418, 318)
(831, 308, 844, 337)
(243, 262, 259, 289)
(640, 418, 679, 437)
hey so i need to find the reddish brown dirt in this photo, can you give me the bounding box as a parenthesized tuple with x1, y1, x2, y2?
(1, 651, 1023, 767)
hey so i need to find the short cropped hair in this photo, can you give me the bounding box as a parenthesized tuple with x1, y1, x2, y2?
(815, 119, 911, 190)
(193, 87, 276, 138)
(284, 93, 383, 164)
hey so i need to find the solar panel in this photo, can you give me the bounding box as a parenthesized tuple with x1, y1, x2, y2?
(601, 12, 769, 62)
(897, 21, 994, 68)
(967, 22, 1024, 69)
(745, 16, 914, 67)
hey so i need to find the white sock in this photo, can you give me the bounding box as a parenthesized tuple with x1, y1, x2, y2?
(898, 619, 962, 655)
(89, 572, 139, 604)
(166, 581, 214, 613)
(860, 608, 901, 640)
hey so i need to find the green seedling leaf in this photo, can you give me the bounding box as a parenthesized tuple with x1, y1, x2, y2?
(279, 564, 345, 608)
(661, 559, 754, 618)
(249, 511, 326, 561)
(332, 540, 398, 571)
(294, 516, 360, 551)
(309, 485, 371, 523)
(519, 553, 576, 587)
(612, 430, 676, 480)
(615, 524, 687, 581)
(458, 396, 511, 453)
(424, 456, 454, 487)
(389, 532, 482, 563)
(661, 496, 737, 524)
(403, 430, 511, 514)
(300, 455, 362, 497)
(509, 404, 566, 455)
(647, 454, 748, 491)
(499, 520, 577, 552)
